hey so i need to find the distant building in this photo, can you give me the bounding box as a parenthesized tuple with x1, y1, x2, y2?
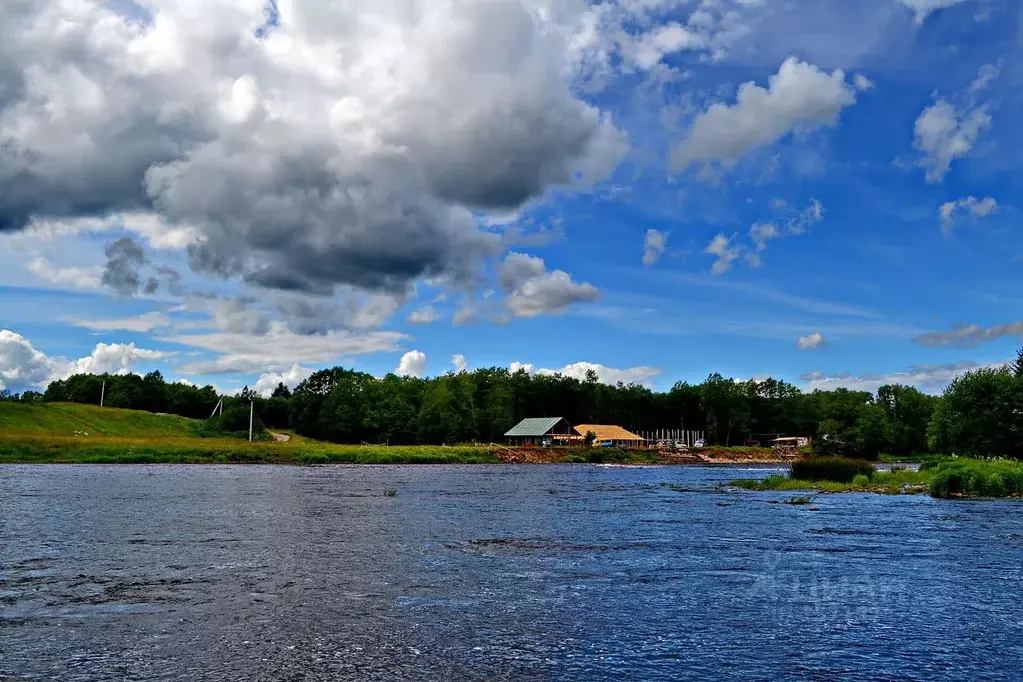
(771, 436, 811, 448)
(574, 424, 646, 447)
(504, 417, 574, 446)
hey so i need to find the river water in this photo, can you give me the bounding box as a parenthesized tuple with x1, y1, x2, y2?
(2, 464, 1021, 681)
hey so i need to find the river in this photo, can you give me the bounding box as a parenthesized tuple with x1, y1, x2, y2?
(2, 464, 1021, 680)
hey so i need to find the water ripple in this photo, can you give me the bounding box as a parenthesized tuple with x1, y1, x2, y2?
(1, 464, 1021, 680)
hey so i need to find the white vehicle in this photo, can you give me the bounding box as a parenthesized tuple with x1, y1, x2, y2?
(693, 439, 705, 448)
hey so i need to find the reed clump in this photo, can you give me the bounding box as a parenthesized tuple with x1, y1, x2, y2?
(791, 457, 876, 483)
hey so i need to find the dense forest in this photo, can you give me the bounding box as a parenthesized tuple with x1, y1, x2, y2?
(5, 350, 1023, 459)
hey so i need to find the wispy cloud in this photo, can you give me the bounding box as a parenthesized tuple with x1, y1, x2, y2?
(801, 360, 1006, 395)
(938, 196, 998, 234)
(69, 312, 171, 333)
(914, 320, 1023, 348)
(164, 323, 406, 375)
(678, 275, 881, 319)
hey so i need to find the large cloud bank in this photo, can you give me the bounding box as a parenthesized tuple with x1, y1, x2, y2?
(1, 0, 626, 298)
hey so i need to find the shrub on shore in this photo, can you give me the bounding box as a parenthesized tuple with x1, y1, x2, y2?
(928, 459, 1023, 498)
(791, 457, 875, 483)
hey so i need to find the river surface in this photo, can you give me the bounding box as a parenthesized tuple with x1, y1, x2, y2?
(2, 464, 1022, 681)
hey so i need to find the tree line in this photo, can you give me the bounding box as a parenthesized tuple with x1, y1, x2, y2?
(3, 350, 1022, 458)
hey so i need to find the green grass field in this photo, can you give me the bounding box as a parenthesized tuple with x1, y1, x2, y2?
(0, 402, 198, 438)
(0, 402, 500, 464)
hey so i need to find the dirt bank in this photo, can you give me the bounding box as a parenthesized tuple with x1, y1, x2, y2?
(494, 445, 792, 465)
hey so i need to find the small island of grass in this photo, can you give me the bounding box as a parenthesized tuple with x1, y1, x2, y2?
(729, 456, 1023, 499)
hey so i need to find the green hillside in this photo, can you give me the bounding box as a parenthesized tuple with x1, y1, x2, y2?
(0, 402, 196, 438)
(0, 401, 498, 464)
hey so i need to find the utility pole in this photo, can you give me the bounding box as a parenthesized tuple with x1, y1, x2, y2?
(248, 400, 254, 443)
(100, 380, 105, 407)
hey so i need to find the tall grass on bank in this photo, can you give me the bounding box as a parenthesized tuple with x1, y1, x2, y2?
(879, 452, 945, 465)
(733, 457, 1023, 498)
(790, 457, 876, 483)
(927, 459, 1023, 498)
(731, 468, 929, 494)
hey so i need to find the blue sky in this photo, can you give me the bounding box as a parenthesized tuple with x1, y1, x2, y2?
(1, 0, 1021, 396)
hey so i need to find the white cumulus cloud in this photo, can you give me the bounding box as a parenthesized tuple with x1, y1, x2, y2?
(396, 350, 428, 378)
(672, 57, 858, 173)
(642, 229, 669, 267)
(914, 101, 990, 183)
(0, 329, 165, 391)
(498, 252, 599, 317)
(509, 360, 662, 387)
(853, 74, 875, 91)
(708, 199, 824, 273)
(0, 330, 60, 391)
(705, 234, 742, 275)
(254, 364, 315, 397)
(797, 332, 827, 350)
(509, 361, 534, 374)
(451, 354, 467, 373)
(65, 343, 165, 376)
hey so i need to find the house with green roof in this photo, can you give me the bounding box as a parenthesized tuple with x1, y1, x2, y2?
(504, 417, 574, 446)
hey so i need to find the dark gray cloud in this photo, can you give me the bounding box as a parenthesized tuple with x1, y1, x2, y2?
(101, 236, 147, 296)
(154, 266, 185, 297)
(1, 0, 626, 301)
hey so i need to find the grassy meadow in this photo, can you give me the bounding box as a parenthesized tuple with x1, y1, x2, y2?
(0, 402, 499, 465)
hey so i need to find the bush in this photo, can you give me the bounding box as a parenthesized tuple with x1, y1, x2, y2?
(586, 447, 632, 464)
(851, 474, 871, 487)
(791, 457, 875, 483)
(928, 459, 1023, 498)
(218, 405, 263, 433)
(191, 406, 268, 439)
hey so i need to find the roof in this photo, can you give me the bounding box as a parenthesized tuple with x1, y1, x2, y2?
(574, 424, 646, 442)
(771, 437, 806, 442)
(504, 417, 569, 437)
